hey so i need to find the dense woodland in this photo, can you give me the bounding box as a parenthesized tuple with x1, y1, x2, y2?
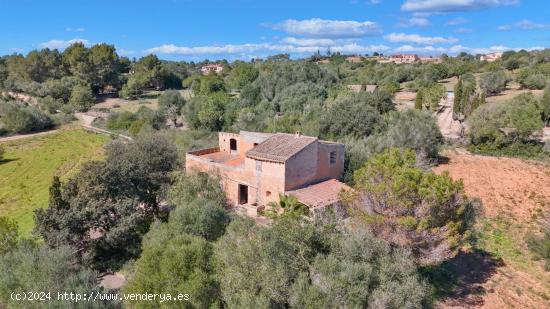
(1, 44, 550, 308)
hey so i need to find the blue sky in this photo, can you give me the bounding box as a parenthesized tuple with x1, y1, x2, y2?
(0, 0, 548, 61)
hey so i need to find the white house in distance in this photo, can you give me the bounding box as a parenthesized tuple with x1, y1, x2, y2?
(201, 64, 224, 75)
(480, 52, 503, 62)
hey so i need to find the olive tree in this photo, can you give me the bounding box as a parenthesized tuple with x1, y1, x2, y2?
(479, 70, 509, 96)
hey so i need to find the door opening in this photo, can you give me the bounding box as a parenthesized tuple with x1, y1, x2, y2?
(230, 138, 237, 153)
(238, 184, 248, 205)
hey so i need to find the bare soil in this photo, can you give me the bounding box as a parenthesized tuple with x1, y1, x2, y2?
(434, 149, 550, 221)
(433, 149, 550, 308)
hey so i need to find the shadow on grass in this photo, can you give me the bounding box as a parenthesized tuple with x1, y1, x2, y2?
(0, 158, 18, 165)
(421, 249, 504, 307)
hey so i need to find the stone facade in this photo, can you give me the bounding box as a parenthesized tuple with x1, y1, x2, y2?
(185, 131, 345, 208)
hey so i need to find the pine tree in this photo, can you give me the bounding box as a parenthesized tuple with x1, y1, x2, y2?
(542, 82, 550, 125)
(48, 176, 67, 210)
(415, 89, 423, 110)
(454, 78, 463, 115)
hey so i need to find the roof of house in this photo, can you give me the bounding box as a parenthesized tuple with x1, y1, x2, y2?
(246, 133, 317, 163)
(287, 179, 350, 208)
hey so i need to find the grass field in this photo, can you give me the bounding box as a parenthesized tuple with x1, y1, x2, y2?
(0, 127, 107, 236)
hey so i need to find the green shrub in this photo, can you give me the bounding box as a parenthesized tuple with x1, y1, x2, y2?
(0, 101, 53, 133)
(479, 70, 509, 95)
(320, 91, 394, 138)
(523, 73, 548, 90)
(349, 148, 478, 265)
(0, 216, 18, 254)
(526, 227, 550, 271)
(468, 93, 544, 153)
(107, 111, 137, 130)
(68, 84, 95, 112)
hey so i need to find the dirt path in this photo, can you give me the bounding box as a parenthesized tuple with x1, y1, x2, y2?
(433, 149, 550, 308)
(1, 112, 130, 143)
(435, 92, 463, 140)
(0, 128, 60, 143)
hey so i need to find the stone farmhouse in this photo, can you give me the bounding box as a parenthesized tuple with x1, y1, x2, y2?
(200, 63, 224, 75)
(480, 52, 503, 62)
(185, 131, 348, 214)
(388, 54, 419, 64)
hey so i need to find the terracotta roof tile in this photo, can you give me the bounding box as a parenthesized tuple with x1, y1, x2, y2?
(246, 133, 317, 163)
(286, 179, 350, 208)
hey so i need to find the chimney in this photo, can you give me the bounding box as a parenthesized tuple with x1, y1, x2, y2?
(294, 131, 302, 137)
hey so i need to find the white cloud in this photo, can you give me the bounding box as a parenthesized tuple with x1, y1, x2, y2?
(446, 17, 468, 25)
(397, 17, 432, 27)
(401, 0, 519, 13)
(385, 32, 458, 44)
(280, 37, 337, 46)
(39, 38, 89, 50)
(454, 27, 473, 33)
(65, 27, 85, 32)
(145, 42, 390, 56)
(498, 19, 549, 31)
(271, 18, 381, 38)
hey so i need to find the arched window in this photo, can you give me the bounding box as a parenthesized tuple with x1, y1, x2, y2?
(230, 138, 237, 152)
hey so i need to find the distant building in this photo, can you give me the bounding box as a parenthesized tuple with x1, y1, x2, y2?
(480, 52, 503, 62)
(200, 64, 224, 75)
(389, 54, 419, 64)
(346, 84, 378, 93)
(419, 56, 442, 63)
(345, 56, 364, 63)
(185, 131, 347, 213)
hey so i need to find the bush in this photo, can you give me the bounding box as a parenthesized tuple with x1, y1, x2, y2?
(0, 216, 18, 254)
(271, 82, 326, 112)
(68, 84, 95, 112)
(107, 107, 165, 134)
(39, 76, 83, 103)
(215, 216, 430, 308)
(119, 74, 148, 99)
(123, 229, 219, 308)
(0, 101, 54, 133)
(123, 172, 229, 308)
(158, 89, 185, 126)
(38, 95, 64, 113)
(479, 70, 509, 96)
(107, 111, 137, 130)
(290, 228, 429, 308)
(415, 83, 445, 111)
(320, 91, 394, 138)
(0, 244, 108, 308)
(348, 148, 478, 265)
(365, 110, 443, 166)
(542, 82, 550, 125)
(523, 73, 548, 90)
(468, 93, 544, 149)
(166, 173, 230, 241)
(525, 220, 550, 271)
